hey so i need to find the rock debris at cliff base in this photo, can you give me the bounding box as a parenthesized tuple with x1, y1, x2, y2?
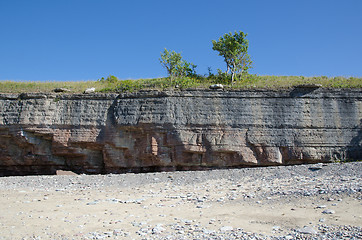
(0, 162, 361, 239)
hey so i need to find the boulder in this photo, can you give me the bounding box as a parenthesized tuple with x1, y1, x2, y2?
(295, 84, 322, 88)
(84, 87, 96, 94)
(53, 88, 70, 93)
(209, 84, 224, 90)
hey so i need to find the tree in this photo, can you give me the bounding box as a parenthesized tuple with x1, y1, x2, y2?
(159, 48, 196, 82)
(212, 31, 252, 83)
(98, 75, 119, 83)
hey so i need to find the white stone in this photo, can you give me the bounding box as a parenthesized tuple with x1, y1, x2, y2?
(209, 84, 224, 90)
(316, 205, 327, 208)
(84, 87, 95, 94)
(297, 226, 318, 234)
(152, 224, 165, 234)
(220, 226, 233, 231)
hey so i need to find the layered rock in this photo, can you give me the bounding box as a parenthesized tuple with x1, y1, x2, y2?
(0, 88, 361, 175)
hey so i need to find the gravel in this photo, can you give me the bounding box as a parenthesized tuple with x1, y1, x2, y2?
(0, 162, 361, 239)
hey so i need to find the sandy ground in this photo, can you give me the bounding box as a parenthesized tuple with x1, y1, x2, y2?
(0, 163, 361, 239)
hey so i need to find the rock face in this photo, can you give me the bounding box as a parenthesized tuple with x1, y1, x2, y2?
(0, 89, 361, 175)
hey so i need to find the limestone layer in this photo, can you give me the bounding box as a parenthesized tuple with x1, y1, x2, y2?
(0, 88, 361, 175)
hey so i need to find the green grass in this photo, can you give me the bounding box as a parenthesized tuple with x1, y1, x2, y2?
(0, 81, 102, 93)
(0, 75, 361, 93)
(231, 75, 362, 89)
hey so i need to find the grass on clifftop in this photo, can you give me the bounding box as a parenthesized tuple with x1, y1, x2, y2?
(0, 75, 361, 93)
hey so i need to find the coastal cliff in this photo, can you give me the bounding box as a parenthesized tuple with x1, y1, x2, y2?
(0, 88, 361, 175)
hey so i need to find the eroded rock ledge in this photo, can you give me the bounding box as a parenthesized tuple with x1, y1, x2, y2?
(0, 88, 361, 176)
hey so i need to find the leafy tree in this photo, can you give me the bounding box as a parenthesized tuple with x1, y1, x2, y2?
(105, 75, 119, 83)
(159, 48, 197, 82)
(98, 75, 119, 83)
(212, 31, 252, 83)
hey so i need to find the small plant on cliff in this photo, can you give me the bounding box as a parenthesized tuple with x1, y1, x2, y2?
(212, 31, 252, 84)
(159, 48, 197, 84)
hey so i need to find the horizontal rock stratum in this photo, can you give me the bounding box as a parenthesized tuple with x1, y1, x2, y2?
(0, 88, 361, 175)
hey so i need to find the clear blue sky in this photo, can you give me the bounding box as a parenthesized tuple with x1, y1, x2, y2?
(1, 0, 361, 81)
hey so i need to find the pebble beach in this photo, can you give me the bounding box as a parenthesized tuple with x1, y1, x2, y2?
(0, 162, 361, 239)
